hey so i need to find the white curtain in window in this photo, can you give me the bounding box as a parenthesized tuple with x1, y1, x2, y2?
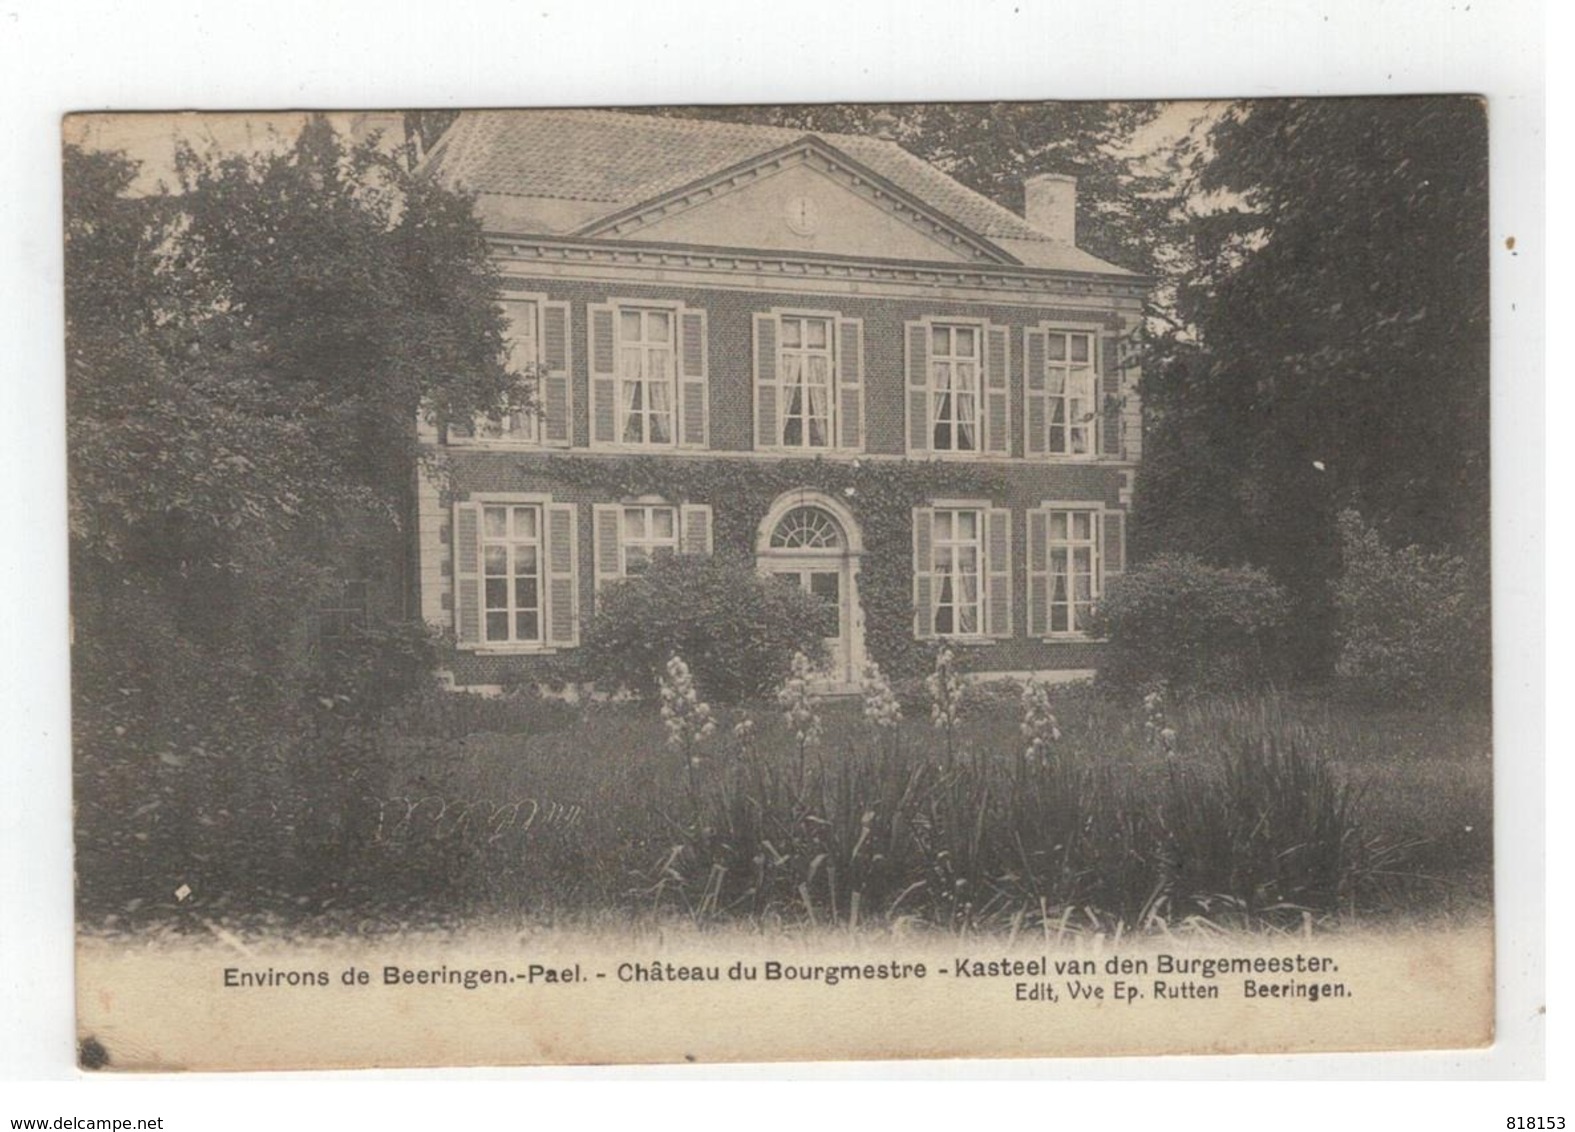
(806, 355, 831, 447)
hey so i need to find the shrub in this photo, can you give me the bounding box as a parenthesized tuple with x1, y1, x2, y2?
(1333, 510, 1489, 703)
(1089, 554, 1289, 694)
(574, 553, 828, 704)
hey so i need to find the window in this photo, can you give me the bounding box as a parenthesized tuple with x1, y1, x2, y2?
(1025, 327, 1100, 458)
(780, 315, 835, 449)
(1027, 505, 1124, 638)
(447, 298, 572, 447)
(929, 324, 980, 452)
(617, 307, 676, 445)
(1046, 331, 1097, 455)
(913, 505, 1011, 640)
(317, 579, 369, 640)
(1044, 508, 1097, 633)
(593, 502, 713, 590)
(754, 311, 863, 452)
(931, 508, 984, 635)
(481, 504, 543, 644)
(591, 302, 707, 449)
(905, 320, 1009, 456)
(619, 504, 679, 575)
(454, 498, 579, 650)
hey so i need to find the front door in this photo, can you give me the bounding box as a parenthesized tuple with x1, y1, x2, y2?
(767, 564, 849, 685)
(757, 499, 863, 692)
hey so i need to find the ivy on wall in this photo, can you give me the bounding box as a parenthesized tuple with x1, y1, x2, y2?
(528, 454, 1006, 679)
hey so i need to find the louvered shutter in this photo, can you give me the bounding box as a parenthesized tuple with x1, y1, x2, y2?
(679, 308, 708, 448)
(592, 504, 623, 592)
(1026, 508, 1048, 638)
(984, 324, 1011, 455)
(1101, 332, 1123, 457)
(754, 313, 780, 449)
(545, 503, 579, 646)
(541, 301, 572, 447)
(986, 508, 1012, 638)
(837, 317, 864, 451)
(1101, 510, 1126, 591)
(453, 502, 482, 647)
(680, 504, 714, 555)
(905, 321, 930, 454)
(589, 305, 618, 446)
(912, 507, 935, 639)
(1024, 328, 1048, 457)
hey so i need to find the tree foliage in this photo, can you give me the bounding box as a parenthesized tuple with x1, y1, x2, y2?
(67, 118, 523, 908)
(1135, 97, 1490, 678)
(68, 117, 519, 659)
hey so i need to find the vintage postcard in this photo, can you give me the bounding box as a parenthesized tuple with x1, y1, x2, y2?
(66, 101, 1493, 1070)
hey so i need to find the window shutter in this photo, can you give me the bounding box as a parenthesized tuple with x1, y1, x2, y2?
(912, 507, 935, 639)
(984, 324, 1011, 455)
(1024, 328, 1048, 457)
(592, 503, 623, 592)
(1101, 332, 1123, 457)
(679, 308, 708, 449)
(589, 304, 618, 446)
(545, 503, 579, 647)
(754, 313, 779, 450)
(986, 508, 1012, 638)
(680, 503, 714, 555)
(1101, 509, 1126, 588)
(837, 317, 864, 451)
(452, 502, 482, 647)
(541, 301, 572, 447)
(905, 321, 930, 454)
(1026, 508, 1048, 638)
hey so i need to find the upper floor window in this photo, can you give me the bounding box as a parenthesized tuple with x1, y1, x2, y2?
(929, 324, 981, 453)
(905, 320, 1010, 457)
(754, 311, 863, 453)
(1045, 330, 1097, 456)
(618, 308, 676, 445)
(780, 316, 835, 449)
(447, 297, 572, 447)
(590, 302, 708, 449)
(1025, 325, 1105, 459)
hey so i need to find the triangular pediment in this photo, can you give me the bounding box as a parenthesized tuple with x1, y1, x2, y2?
(574, 138, 1020, 266)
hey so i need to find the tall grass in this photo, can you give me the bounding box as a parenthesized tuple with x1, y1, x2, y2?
(76, 685, 1491, 936)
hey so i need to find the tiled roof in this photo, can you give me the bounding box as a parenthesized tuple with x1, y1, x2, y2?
(425, 109, 1132, 276)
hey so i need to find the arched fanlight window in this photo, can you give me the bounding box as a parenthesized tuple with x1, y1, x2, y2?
(769, 506, 844, 550)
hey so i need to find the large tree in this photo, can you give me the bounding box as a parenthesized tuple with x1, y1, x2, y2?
(1135, 97, 1491, 676)
(67, 114, 521, 735)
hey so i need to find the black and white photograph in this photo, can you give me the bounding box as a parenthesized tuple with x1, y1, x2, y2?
(61, 97, 1502, 1070)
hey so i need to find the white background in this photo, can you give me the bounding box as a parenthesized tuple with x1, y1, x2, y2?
(1, 0, 1550, 1121)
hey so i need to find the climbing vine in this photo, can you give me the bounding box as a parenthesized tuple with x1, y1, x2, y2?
(524, 454, 1006, 679)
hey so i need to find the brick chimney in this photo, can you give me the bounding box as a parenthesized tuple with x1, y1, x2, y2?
(1023, 173, 1078, 244)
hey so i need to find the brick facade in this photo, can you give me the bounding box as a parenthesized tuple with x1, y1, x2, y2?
(417, 110, 1147, 690)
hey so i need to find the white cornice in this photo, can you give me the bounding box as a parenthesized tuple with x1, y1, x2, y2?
(489, 237, 1149, 310)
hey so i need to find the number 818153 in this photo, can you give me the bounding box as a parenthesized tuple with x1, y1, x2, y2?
(1508, 1119, 1565, 1129)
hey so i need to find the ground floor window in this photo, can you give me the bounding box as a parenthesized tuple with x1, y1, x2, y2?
(619, 504, 679, 575)
(931, 507, 984, 636)
(482, 504, 543, 644)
